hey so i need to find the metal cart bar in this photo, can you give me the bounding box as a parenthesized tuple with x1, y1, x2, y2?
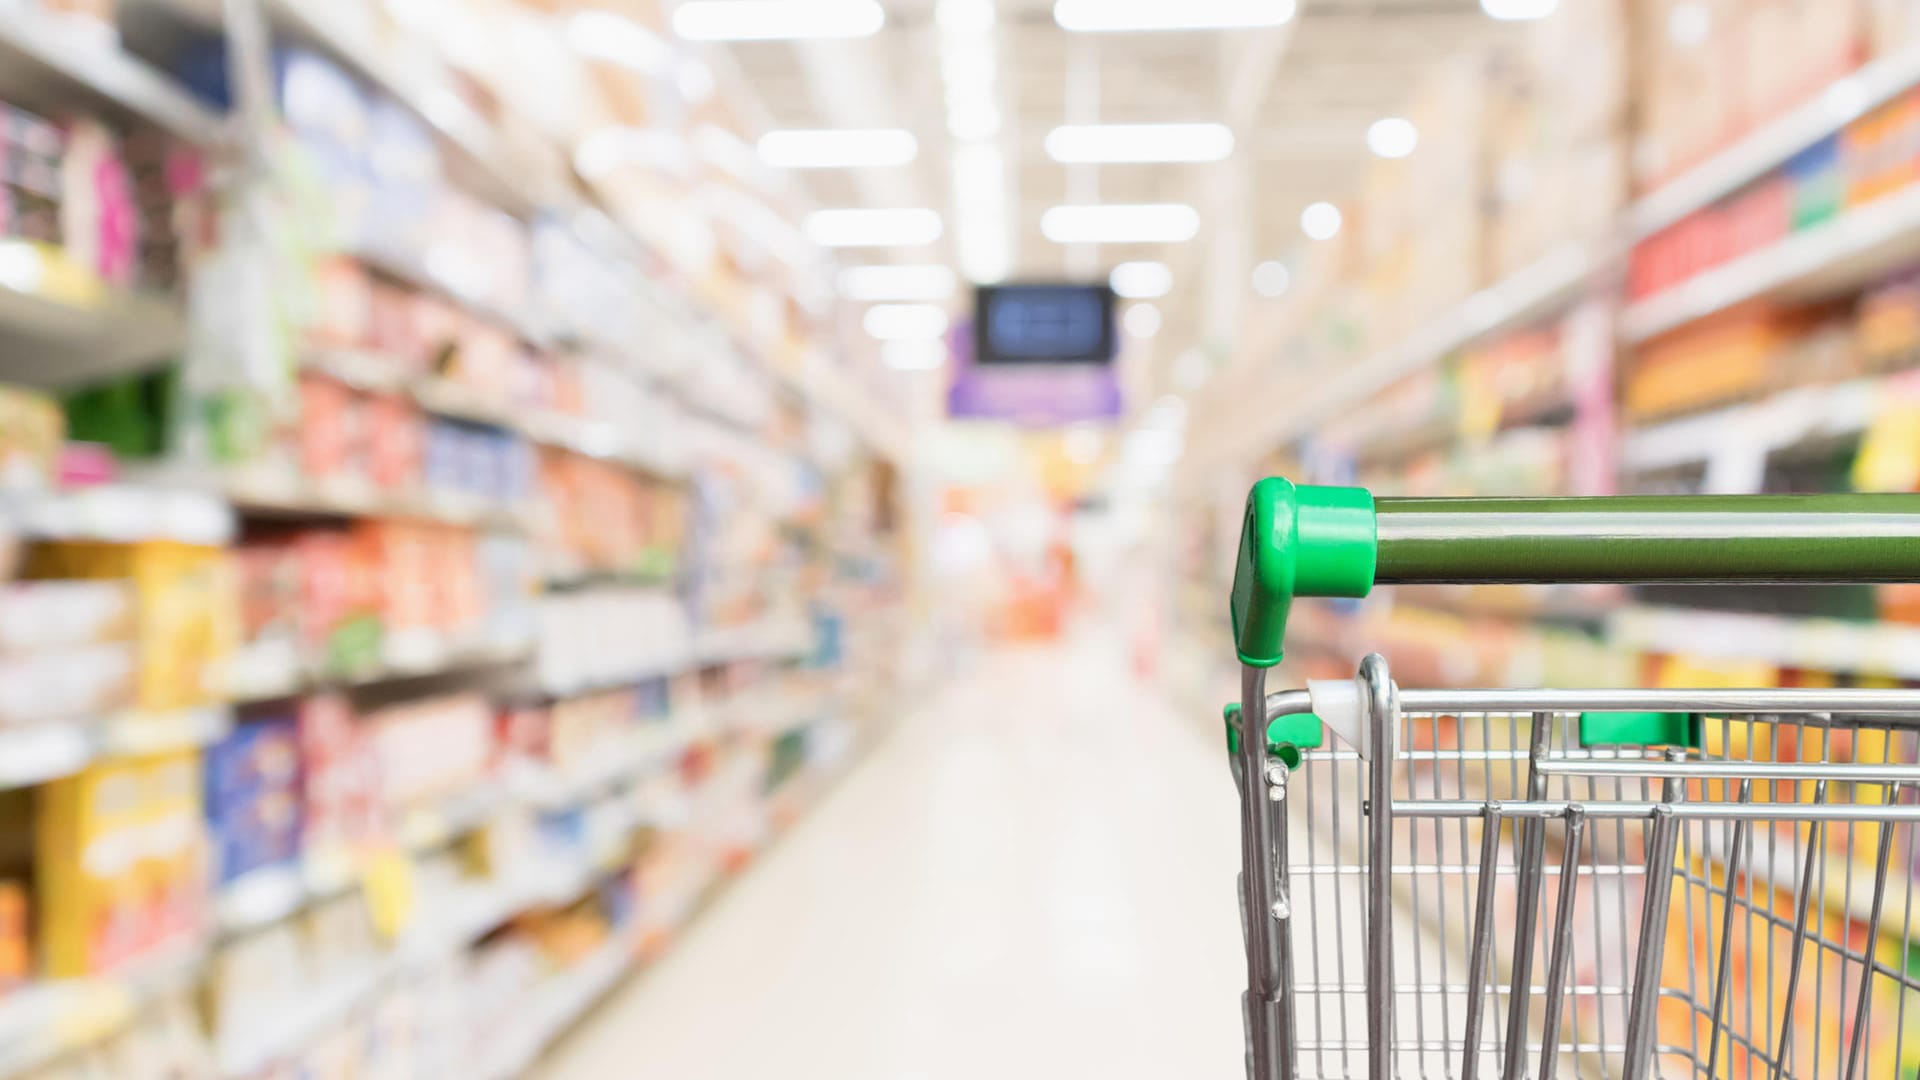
(1374, 493, 1920, 584)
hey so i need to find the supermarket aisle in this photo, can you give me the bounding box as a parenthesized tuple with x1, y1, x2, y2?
(535, 634, 1246, 1079)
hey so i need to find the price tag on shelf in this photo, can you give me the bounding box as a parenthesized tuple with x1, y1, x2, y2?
(1853, 381, 1920, 492)
(360, 846, 418, 941)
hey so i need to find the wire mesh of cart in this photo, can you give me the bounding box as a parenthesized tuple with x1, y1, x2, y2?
(1225, 482, 1920, 1080)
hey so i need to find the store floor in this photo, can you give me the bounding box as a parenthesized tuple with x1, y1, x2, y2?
(534, 633, 1247, 1079)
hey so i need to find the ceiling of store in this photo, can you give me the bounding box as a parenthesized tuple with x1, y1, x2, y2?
(707, 0, 1508, 387)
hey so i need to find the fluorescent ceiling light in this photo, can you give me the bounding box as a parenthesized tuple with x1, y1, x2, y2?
(1482, 0, 1558, 19)
(937, 0, 996, 33)
(1041, 204, 1200, 244)
(865, 303, 951, 341)
(1110, 261, 1172, 299)
(1366, 117, 1418, 159)
(952, 144, 1010, 283)
(673, 0, 884, 41)
(1045, 123, 1234, 164)
(566, 12, 673, 74)
(758, 129, 918, 169)
(1251, 260, 1290, 298)
(882, 340, 949, 370)
(839, 264, 958, 302)
(807, 208, 944, 247)
(1054, 0, 1294, 32)
(1123, 303, 1163, 338)
(1300, 202, 1342, 241)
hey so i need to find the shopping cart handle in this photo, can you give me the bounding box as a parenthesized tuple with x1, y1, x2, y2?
(1231, 478, 1920, 667)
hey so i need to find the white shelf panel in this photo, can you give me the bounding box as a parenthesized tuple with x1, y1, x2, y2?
(0, 243, 186, 390)
(0, 2, 226, 145)
(1621, 184, 1920, 343)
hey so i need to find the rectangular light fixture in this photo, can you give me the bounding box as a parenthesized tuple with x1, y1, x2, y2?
(1054, 0, 1295, 31)
(806, 208, 945, 247)
(882, 340, 950, 370)
(839, 264, 958, 302)
(952, 143, 1010, 283)
(864, 303, 951, 341)
(758, 129, 918, 169)
(1046, 122, 1234, 164)
(673, 0, 885, 41)
(1041, 204, 1200, 244)
(1110, 261, 1173, 299)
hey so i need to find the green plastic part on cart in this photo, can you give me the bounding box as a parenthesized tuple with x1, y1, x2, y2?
(1230, 478, 1378, 668)
(1222, 704, 1326, 770)
(1578, 711, 1702, 749)
(1266, 712, 1324, 770)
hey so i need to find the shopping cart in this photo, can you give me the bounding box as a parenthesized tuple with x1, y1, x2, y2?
(1226, 480, 1920, 1080)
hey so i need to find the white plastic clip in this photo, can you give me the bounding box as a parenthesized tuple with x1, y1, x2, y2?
(1307, 677, 1372, 760)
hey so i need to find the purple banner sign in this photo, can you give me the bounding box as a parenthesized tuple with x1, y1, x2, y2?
(944, 319, 1123, 426)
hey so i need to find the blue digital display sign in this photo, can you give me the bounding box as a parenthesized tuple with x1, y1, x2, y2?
(974, 284, 1117, 365)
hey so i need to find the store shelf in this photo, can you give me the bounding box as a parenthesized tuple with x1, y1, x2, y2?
(0, 484, 235, 546)
(1627, 41, 1920, 240)
(0, 2, 226, 146)
(213, 864, 309, 937)
(1621, 183, 1920, 343)
(216, 844, 631, 1075)
(509, 727, 698, 812)
(1619, 379, 1880, 483)
(475, 927, 639, 1080)
(346, 244, 553, 347)
(1610, 605, 1920, 679)
(0, 706, 232, 793)
(0, 935, 207, 1079)
(304, 350, 687, 481)
(100, 704, 232, 756)
(222, 462, 540, 532)
(694, 618, 815, 666)
(0, 241, 186, 389)
(1209, 243, 1596, 466)
(262, 1, 546, 220)
(0, 724, 95, 790)
(225, 633, 532, 704)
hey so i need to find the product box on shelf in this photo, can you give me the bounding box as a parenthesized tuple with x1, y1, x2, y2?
(0, 385, 64, 490)
(1869, 0, 1920, 54)
(205, 716, 302, 885)
(294, 526, 381, 676)
(366, 693, 495, 820)
(297, 694, 382, 874)
(1737, 0, 1865, 130)
(37, 751, 206, 978)
(1631, 0, 1745, 187)
(0, 579, 135, 656)
(25, 541, 237, 713)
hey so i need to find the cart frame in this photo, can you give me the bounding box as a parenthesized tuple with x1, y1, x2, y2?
(1227, 480, 1920, 1080)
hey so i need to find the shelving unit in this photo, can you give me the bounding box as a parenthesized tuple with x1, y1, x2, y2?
(0, 2, 225, 146)
(0, 1, 915, 1077)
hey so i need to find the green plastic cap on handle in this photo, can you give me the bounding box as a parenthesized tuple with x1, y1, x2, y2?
(1230, 478, 1379, 667)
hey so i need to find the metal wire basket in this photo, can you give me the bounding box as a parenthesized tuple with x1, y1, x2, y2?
(1224, 481, 1920, 1080)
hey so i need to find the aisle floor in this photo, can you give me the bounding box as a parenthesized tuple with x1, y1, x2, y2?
(533, 636, 1247, 1079)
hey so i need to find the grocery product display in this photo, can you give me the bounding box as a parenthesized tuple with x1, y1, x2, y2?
(0, 1, 913, 1077)
(1167, 5, 1920, 1078)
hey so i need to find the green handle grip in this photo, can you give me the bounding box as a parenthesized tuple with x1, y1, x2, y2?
(1231, 483, 1920, 668)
